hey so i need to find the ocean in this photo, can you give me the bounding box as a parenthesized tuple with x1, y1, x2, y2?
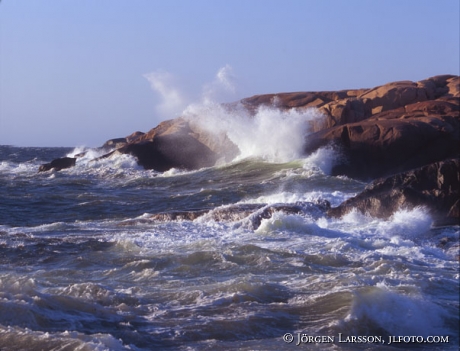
(0, 144, 458, 350)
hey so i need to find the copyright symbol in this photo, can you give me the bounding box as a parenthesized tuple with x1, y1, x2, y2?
(283, 333, 294, 343)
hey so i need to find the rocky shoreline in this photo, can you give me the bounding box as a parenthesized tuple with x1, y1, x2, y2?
(38, 75, 459, 225)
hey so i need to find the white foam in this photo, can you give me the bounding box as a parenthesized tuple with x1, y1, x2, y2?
(302, 145, 342, 175)
(0, 160, 37, 175)
(0, 326, 128, 351)
(255, 212, 319, 235)
(328, 207, 433, 239)
(66, 146, 97, 159)
(343, 285, 448, 337)
(239, 190, 351, 208)
(382, 207, 433, 238)
(184, 101, 324, 163)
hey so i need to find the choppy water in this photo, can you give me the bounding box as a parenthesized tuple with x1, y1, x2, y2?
(0, 144, 458, 351)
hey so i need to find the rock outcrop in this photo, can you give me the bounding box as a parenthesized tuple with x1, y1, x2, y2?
(328, 159, 460, 225)
(102, 131, 145, 150)
(242, 75, 459, 180)
(36, 74, 459, 224)
(239, 74, 459, 223)
(38, 157, 76, 172)
(79, 74, 458, 180)
(112, 118, 239, 171)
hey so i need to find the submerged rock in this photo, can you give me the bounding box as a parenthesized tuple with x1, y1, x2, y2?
(328, 159, 460, 225)
(38, 157, 76, 172)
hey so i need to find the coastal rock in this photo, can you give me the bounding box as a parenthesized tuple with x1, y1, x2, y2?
(38, 157, 76, 172)
(304, 76, 459, 180)
(36, 74, 459, 179)
(113, 118, 238, 171)
(102, 131, 145, 150)
(328, 159, 460, 225)
(102, 137, 129, 149)
(93, 74, 458, 175)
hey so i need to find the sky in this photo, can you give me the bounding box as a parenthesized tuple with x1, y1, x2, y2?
(0, 0, 459, 147)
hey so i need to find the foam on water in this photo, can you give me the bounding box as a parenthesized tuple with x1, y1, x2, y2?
(1, 144, 458, 349)
(66, 146, 104, 159)
(302, 144, 343, 175)
(340, 284, 449, 337)
(66, 147, 145, 175)
(240, 190, 353, 208)
(255, 212, 321, 235)
(0, 326, 129, 351)
(0, 160, 37, 175)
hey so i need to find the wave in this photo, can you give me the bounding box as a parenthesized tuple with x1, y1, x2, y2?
(339, 284, 450, 337)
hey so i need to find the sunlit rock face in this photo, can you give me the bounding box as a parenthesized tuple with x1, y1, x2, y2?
(300, 75, 459, 180)
(36, 75, 459, 224)
(94, 74, 458, 178)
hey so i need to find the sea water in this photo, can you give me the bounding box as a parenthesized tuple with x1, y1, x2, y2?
(0, 116, 458, 351)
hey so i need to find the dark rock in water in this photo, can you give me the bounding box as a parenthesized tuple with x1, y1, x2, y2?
(38, 157, 76, 172)
(250, 204, 304, 229)
(200, 201, 330, 230)
(127, 205, 265, 225)
(74, 151, 87, 158)
(328, 159, 460, 225)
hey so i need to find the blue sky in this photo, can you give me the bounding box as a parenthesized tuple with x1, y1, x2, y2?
(1, 0, 459, 147)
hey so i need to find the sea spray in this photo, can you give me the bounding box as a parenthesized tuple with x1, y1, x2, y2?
(144, 65, 332, 167)
(144, 65, 238, 121)
(341, 284, 448, 337)
(184, 101, 325, 163)
(65, 146, 144, 175)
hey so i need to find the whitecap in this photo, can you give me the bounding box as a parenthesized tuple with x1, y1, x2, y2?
(341, 285, 449, 337)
